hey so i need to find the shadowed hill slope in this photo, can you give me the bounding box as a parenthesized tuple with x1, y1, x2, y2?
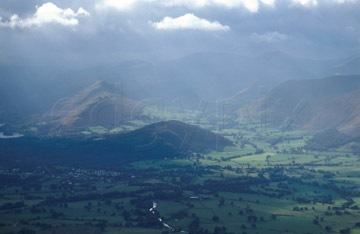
(0, 120, 232, 167)
(121, 120, 233, 153)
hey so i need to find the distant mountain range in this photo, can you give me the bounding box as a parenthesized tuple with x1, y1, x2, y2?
(0, 51, 350, 122)
(0, 120, 232, 167)
(239, 75, 360, 136)
(70, 51, 339, 102)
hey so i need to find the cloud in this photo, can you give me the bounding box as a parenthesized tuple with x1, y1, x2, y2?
(210, 0, 273, 12)
(260, 0, 276, 5)
(0, 2, 89, 29)
(162, 0, 210, 8)
(291, 0, 319, 6)
(291, 0, 359, 7)
(345, 26, 354, 32)
(252, 31, 290, 42)
(150, 13, 230, 31)
(165, 0, 275, 11)
(241, 0, 260, 12)
(97, 0, 275, 13)
(96, 0, 360, 12)
(96, 0, 153, 11)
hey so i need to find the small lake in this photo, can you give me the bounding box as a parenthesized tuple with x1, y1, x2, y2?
(0, 132, 24, 139)
(0, 123, 24, 139)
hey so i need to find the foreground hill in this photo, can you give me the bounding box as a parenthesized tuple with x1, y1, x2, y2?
(121, 120, 232, 152)
(238, 75, 360, 136)
(50, 81, 142, 127)
(0, 120, 232, 167)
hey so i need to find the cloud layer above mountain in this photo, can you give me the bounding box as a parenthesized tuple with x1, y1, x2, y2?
(0, 0, 359, 66)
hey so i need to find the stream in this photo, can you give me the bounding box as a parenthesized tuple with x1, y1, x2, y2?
(149, 201, 174, 231)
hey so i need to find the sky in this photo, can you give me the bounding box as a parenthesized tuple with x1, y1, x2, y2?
(0, 0, 360, 67)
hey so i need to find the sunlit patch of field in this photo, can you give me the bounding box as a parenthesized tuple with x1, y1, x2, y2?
(88, 125, 108, 134)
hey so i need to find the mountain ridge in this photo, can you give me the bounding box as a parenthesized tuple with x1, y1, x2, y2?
(50, 80, 142, 127)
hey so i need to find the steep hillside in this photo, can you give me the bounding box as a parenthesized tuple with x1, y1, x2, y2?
(51, 81, 142, 127)
(238, 75, 360, 136)
(306, 88, 360, 136)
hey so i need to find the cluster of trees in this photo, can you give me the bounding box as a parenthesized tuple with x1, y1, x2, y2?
(306, 129, 352, 151)
(0, 201, 25, 211)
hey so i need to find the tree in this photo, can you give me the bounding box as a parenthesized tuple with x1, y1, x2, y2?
(247, 215, 257, 222)
(340, 228, 350, 234)
(266, 155, 271, 165)
(212, 215, 220, 222)
(19, 228, 37, 234)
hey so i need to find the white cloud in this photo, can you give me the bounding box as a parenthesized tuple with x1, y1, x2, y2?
(150, 13, 230, 31)
(260, 0, 275, 5)
(166, 0, 277, 11)
(163, 0, 209, 8)
(291, 0, 359, 7)
(97, 0, 360, 12)
(241, 0, 260, 12)
(97, 0, 276, 13)
(252, 31, 290, 42)
(345, 26, 354, 32)
(291, 0, 318, 7)
(325, 0, 359, 3)
(164, 0, 264, 12)
(0, 2, 89, 29)
(213, 0, 243, 8)
(96, 0, 150, 11)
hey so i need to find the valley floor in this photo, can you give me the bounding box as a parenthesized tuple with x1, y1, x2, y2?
(1, 121, 360, 234)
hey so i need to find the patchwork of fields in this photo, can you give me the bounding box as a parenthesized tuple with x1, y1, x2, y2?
(1, 117, 360, 234)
